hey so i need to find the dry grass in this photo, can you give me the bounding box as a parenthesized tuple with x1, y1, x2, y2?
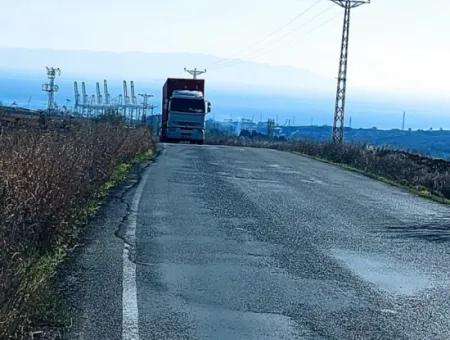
(206, 133, 450, 201)
(0, 117, 153, 338)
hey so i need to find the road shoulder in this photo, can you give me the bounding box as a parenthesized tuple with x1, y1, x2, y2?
(55, 161, 153, 340)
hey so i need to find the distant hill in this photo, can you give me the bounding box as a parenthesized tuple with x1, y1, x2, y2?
(0, 48, 448, 129)
(285, 126, 450, 160)
(0, 48, 332, 93)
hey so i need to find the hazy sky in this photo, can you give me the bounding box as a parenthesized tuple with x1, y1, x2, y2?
(1, 0, 449, 95)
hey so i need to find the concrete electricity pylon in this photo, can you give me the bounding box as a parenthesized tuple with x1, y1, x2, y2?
(42, 67, 61, 112)
(330, 0, 369, 143)
(184, 67, 207, 79)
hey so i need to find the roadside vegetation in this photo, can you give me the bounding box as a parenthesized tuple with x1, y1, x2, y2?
(281, 126, 450, 160)
(0, 115, 154, 339)
(206, 130, 450, 202)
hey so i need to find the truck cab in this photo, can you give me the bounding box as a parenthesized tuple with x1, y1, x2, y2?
(161, 78, 210, 144)
(166, 90, 209, 144)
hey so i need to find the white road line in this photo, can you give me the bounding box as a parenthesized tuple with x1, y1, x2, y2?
(122, 170, 150, 340)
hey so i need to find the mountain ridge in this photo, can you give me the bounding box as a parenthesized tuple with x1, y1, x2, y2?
(0, 47, 332, 93)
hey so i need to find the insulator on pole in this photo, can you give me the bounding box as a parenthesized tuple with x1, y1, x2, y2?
(184, 67, 207, 80)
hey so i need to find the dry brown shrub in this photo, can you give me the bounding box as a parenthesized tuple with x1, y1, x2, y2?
(0, 118, 153, 338)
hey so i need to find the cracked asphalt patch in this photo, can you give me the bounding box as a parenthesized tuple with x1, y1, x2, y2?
(59, 144, 450, 339)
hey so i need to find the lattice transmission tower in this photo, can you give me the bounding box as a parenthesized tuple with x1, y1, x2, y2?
(42, 67, 61, 112)
(331, 0, 369, 143)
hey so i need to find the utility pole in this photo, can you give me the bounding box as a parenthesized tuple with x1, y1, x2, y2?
(42, 67, 61, 112)
(330, 0, 370, 143)
(184, 67, 207, 79)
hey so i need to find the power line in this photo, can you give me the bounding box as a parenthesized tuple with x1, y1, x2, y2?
(211, 4, 337, 71)
(211, 0, 323, 67)
(304, 12, 340, 34)
(242, 5, 336, 62)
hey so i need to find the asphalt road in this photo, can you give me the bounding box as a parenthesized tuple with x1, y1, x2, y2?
(62, 143, 450, 340)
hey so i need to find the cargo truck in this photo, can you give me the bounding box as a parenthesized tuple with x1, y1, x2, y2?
(160, 78, 211, 144)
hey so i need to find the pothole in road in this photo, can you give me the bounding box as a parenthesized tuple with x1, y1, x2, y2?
(331, 249, 433, 296)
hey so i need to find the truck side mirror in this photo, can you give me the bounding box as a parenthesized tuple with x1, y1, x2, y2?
(207, 102, 211, 113)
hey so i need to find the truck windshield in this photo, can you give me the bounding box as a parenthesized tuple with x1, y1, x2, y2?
(171, 98, 205, 113)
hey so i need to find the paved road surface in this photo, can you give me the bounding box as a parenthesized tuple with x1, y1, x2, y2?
(62, 144, 450, 339)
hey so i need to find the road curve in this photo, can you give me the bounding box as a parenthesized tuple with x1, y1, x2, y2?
(63, 144, 450, 340)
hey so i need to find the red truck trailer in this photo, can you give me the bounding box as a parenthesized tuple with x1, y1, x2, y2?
(161, 78, 209, 143)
